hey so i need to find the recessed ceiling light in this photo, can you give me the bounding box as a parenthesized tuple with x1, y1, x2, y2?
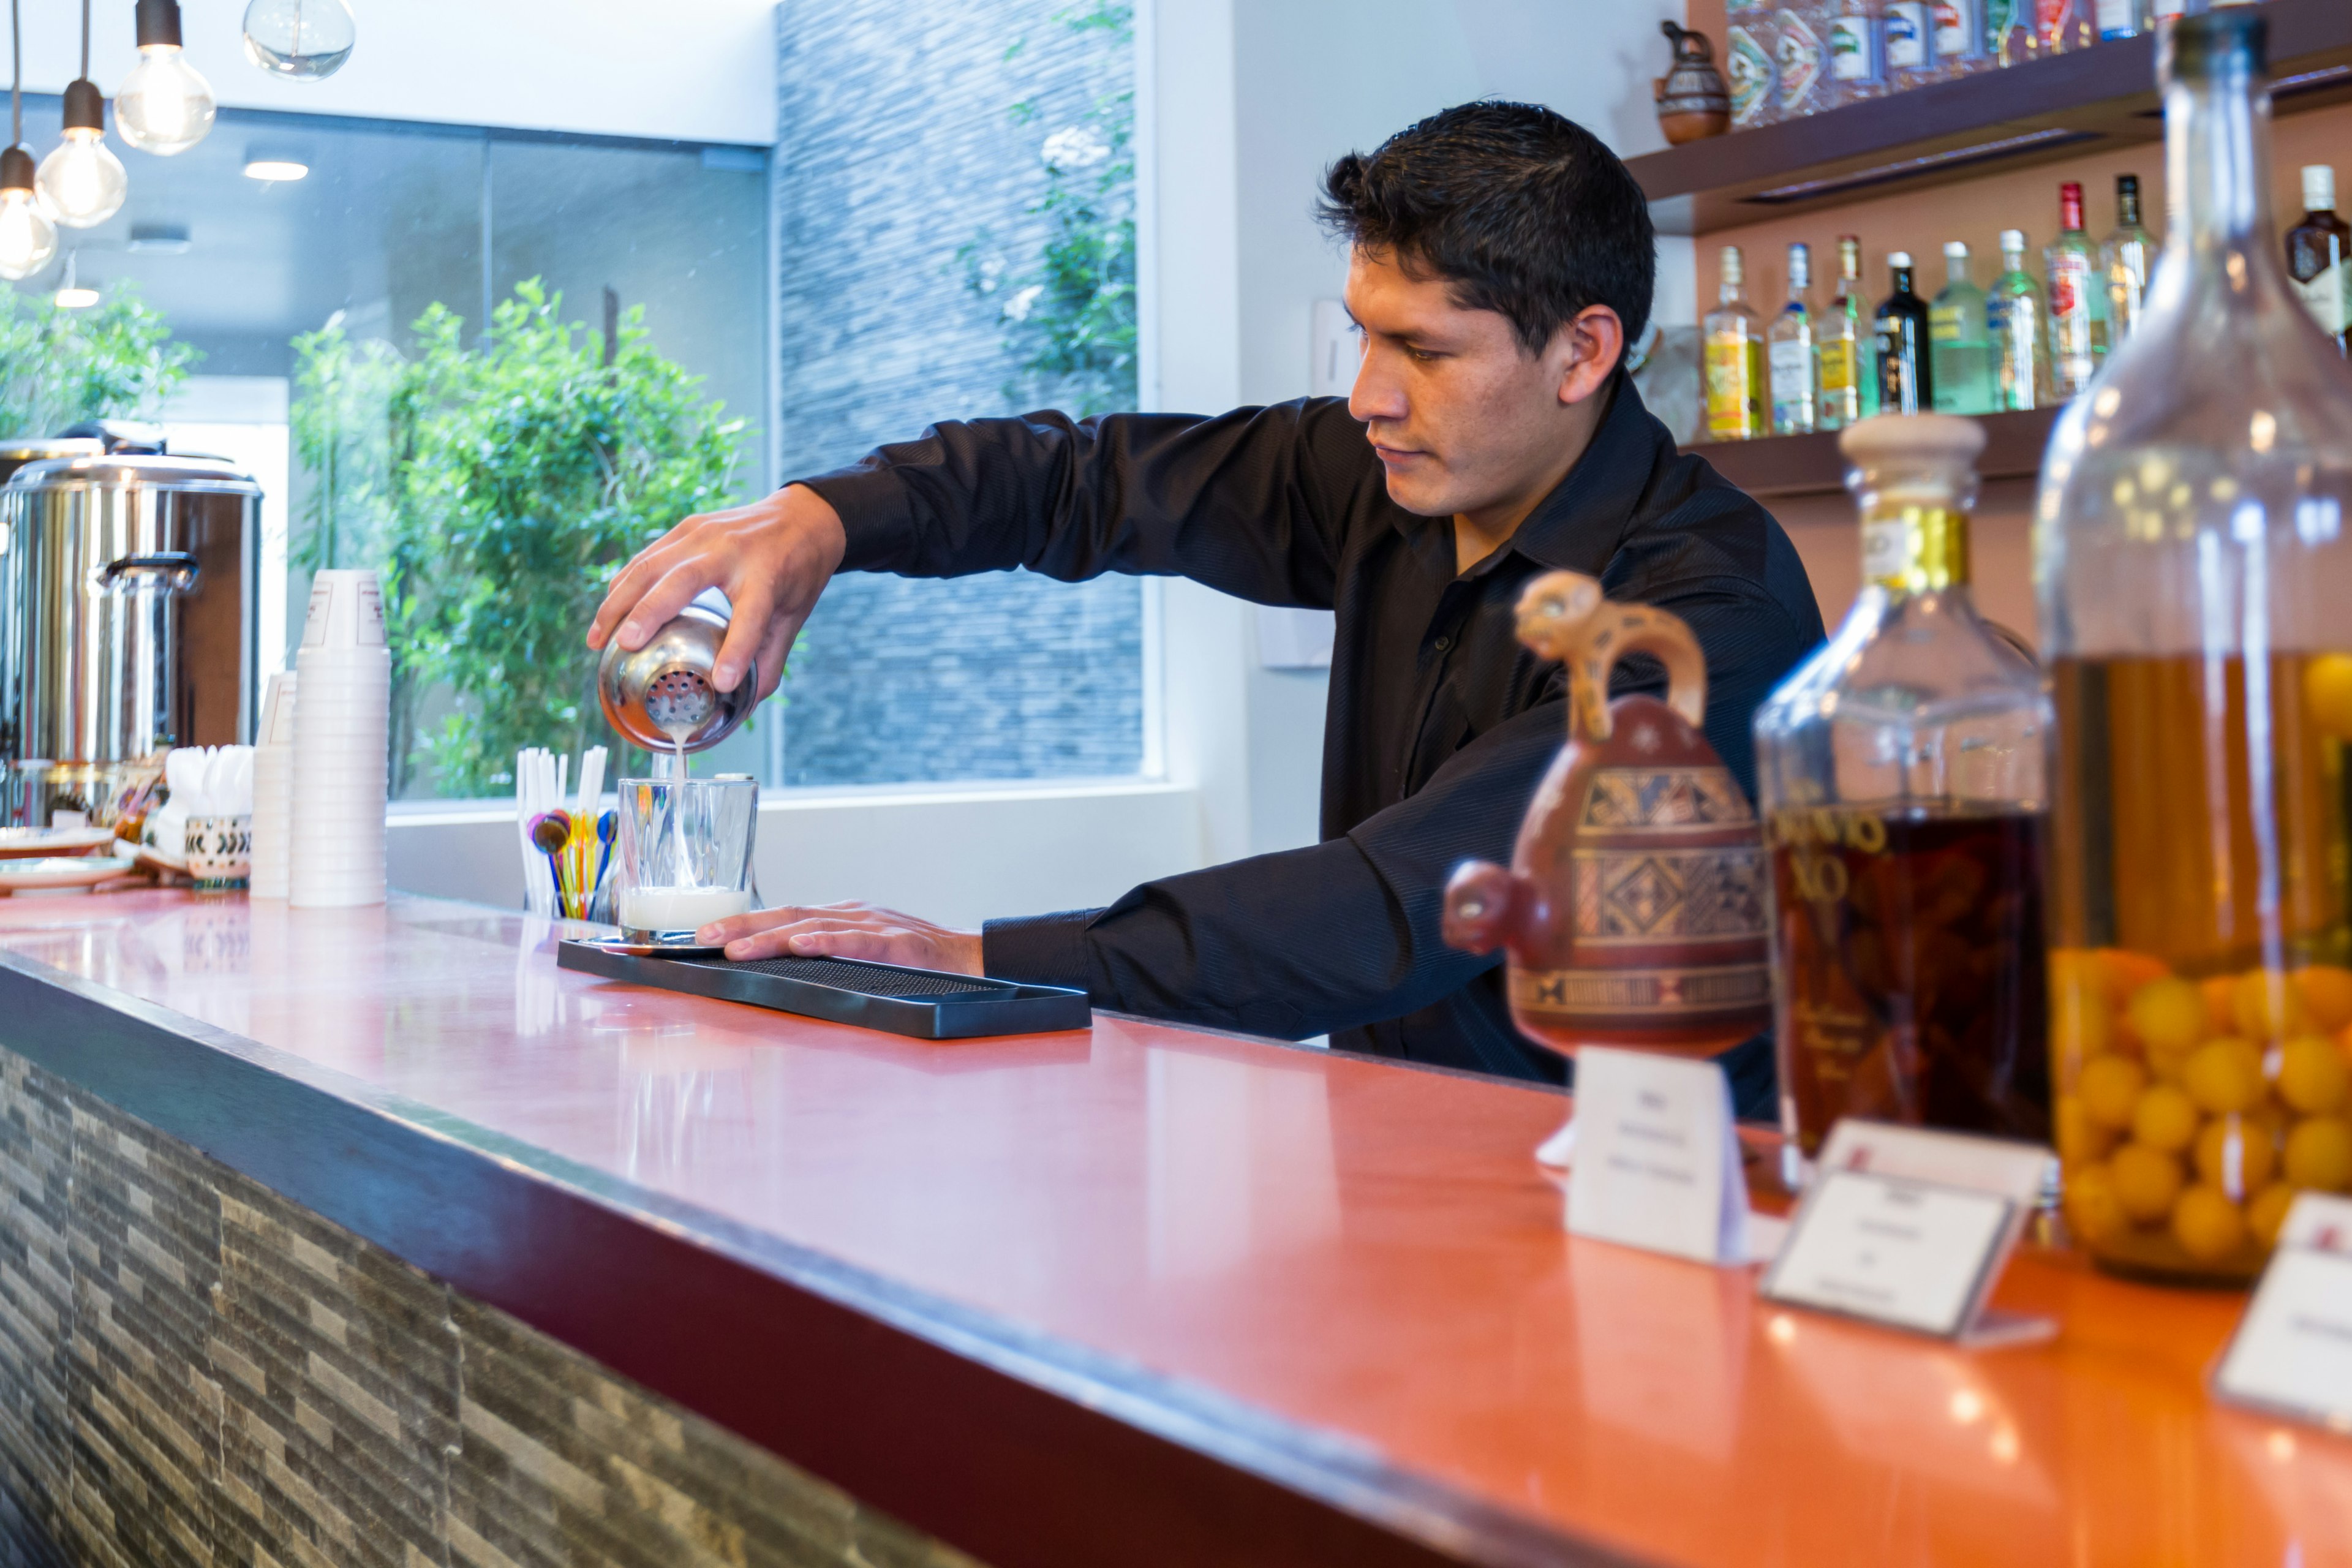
(243, 159, 309, 183)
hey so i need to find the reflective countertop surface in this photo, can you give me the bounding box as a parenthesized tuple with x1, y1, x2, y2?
(0, 889, 2343, 1566)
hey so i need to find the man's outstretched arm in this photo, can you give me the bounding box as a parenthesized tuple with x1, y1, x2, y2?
(589, 401, 1370, 701)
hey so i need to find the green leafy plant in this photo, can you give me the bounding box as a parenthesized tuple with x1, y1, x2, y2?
(0, 285, 194, 437)
(293, 280, 746, 797)
(959, 0, 1136, 416)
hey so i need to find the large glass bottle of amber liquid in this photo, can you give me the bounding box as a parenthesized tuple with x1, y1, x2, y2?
(1754, 414, 2052, 1175)
(2040, 9, 2352, 1284)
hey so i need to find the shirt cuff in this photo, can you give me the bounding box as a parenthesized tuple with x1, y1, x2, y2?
(791, 465, 918, 571)
(981, 910, 1102, 993)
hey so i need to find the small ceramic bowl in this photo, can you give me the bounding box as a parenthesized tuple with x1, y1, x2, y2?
(185, 813, 253, 892)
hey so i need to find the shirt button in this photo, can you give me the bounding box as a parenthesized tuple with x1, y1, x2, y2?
(1433, 635, 1453, 652)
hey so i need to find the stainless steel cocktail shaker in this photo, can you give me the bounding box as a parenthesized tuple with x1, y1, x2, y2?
(595, 592, 756, 755)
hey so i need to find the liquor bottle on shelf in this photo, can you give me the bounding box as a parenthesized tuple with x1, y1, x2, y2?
(1705, 246, 1768, 442)
(1934, 0, 1988, 79)
(1875, 251, 1934, 415)
(2095, 0, 2149, 41)
(1884, 0, 1939, 89)
(1989, 228, 2053, 410)
(1817, 235, 1877, 431)
(2032, 0, 2095, 56)
(2041, 7, 2352, 1286)
(1776, 1, 1835, 118)
(1828, 0, 1884, 102)
(2046, 181, 2107, 399)
(1931, 241, 1996, 414)
(2287, 164, 2352, 355)
(1754, 413, 2051, 1174)
(2102, 173, 2156, 350)
(1770, 242, 1819, 435)
(1728, 0, 1779, 127)
(1986, 0, 2029, 64)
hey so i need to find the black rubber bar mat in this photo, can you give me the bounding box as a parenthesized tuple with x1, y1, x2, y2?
(556, 941, 1091, 1039)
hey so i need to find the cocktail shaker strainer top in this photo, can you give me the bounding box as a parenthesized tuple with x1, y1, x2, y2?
(595, 593, 756, 754)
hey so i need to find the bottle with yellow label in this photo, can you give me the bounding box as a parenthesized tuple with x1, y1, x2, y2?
(1704, 244, 1767, 442)
(1752, 414, 2053, 1180)
(1815, 235, 1874, 431)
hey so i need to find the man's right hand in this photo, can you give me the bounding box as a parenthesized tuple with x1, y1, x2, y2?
(586, 483, 848, 701)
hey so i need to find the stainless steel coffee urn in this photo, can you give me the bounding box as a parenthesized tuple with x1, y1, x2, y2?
(1, 451, 263, 826)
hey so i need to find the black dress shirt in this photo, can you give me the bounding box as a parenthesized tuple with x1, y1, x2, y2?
(798, 380, 1825, 1108)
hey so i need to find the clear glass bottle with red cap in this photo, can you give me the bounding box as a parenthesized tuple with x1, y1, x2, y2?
(2040, 8, 2352, 1283)
(2046, 180, 2107, 399)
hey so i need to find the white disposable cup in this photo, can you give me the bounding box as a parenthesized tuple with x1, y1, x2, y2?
(258, 672, 299, 748)
(249, 745, 295, 899)
(300, 570, 388, 650)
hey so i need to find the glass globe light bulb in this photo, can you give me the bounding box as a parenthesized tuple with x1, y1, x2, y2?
(36, 130, 127, 228)
(0, 187, 59, 282)
(241, 0, 355, 81)
(116, 45, 216, 156)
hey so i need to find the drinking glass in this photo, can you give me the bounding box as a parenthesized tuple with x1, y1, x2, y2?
(613, 775, 759, 940)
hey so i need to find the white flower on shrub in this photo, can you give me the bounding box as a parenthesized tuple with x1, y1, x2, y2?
(1040, 126, 1109, 173)
(1003, 284, 1046, 322)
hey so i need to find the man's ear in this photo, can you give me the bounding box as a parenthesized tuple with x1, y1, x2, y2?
(1554, 304, 1625, 407)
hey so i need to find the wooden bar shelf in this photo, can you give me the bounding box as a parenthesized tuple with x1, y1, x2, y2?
(1631, 0, 2352, 235)
(1689, 406, 2063, 499)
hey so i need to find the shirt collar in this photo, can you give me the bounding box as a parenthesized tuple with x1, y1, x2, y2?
(1499, 376, 1666, 577)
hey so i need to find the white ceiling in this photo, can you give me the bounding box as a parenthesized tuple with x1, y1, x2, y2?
(13, 0, 782, 146)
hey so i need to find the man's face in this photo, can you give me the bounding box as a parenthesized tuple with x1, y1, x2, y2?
(1343, 247, 1592, 521)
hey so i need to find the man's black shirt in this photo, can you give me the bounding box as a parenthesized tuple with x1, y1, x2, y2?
(798, 381, 1825, 1098)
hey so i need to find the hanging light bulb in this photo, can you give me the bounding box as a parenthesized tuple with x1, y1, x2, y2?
(0, 150, 57, 282)
(54, 252, 96, 309)
(39, 88, 127, 230)
(241, 0, 353, 81)
(39, 4, 128, 228)
(116, 0, 216, 156)
(0, 0, 54, 281)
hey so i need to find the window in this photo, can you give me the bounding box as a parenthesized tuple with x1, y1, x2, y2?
(7, 0, 1145, 801)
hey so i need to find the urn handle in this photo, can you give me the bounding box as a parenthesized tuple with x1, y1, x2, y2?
(1442, 860, 1537, 957)
(1512, 570, 1708, 743)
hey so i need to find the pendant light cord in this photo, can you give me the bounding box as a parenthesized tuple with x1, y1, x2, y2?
(78, 0, 88, 82)
(10, 0, 21, 149)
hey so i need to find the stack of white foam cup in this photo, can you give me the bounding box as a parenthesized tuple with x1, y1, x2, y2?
(288, 570, 390, 907)
(249, 672, 298, 899)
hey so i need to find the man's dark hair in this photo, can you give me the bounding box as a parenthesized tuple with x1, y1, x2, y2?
(1318, 100, 1655, 360)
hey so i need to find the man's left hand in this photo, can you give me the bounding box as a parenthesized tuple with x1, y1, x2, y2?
(696, 902, 984, 974)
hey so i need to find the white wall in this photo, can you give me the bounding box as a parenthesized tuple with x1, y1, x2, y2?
(15, 1, 779, 146)
(1143, 0, 1688, 862)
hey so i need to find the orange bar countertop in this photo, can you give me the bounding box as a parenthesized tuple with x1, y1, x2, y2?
(0, 890, 2344, 1567)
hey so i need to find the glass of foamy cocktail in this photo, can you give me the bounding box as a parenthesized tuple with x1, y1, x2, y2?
(614, 774, 759, 942)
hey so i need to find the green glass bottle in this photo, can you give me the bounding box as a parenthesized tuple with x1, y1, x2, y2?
(1986, 228, 2052, 411)
(1929, 240, 1996, 415)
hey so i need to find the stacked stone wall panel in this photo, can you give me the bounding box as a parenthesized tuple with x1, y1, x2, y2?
(0, 1049, 986, 1568)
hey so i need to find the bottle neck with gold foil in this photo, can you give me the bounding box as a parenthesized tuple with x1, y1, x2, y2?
(1860, 505, 1971, 595)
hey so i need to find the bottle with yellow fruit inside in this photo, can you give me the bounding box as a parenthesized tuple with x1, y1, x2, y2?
(2040, 10, 2352, 1284)
(2054, 956, 2352, 1280)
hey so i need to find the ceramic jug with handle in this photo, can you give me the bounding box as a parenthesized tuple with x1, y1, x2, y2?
(1441, 571, 1771, 1059)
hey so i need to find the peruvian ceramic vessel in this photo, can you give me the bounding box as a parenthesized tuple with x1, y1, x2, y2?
(186, 812, 252, 892)
(1654, 21, 1732, 146)
(1441, 571, 1770, 1058)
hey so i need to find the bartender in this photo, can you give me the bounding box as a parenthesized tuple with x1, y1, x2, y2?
(589, 100, 1824, 1109)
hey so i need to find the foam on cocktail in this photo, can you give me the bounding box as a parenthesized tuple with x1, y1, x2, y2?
(620, 885, 750, 932)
